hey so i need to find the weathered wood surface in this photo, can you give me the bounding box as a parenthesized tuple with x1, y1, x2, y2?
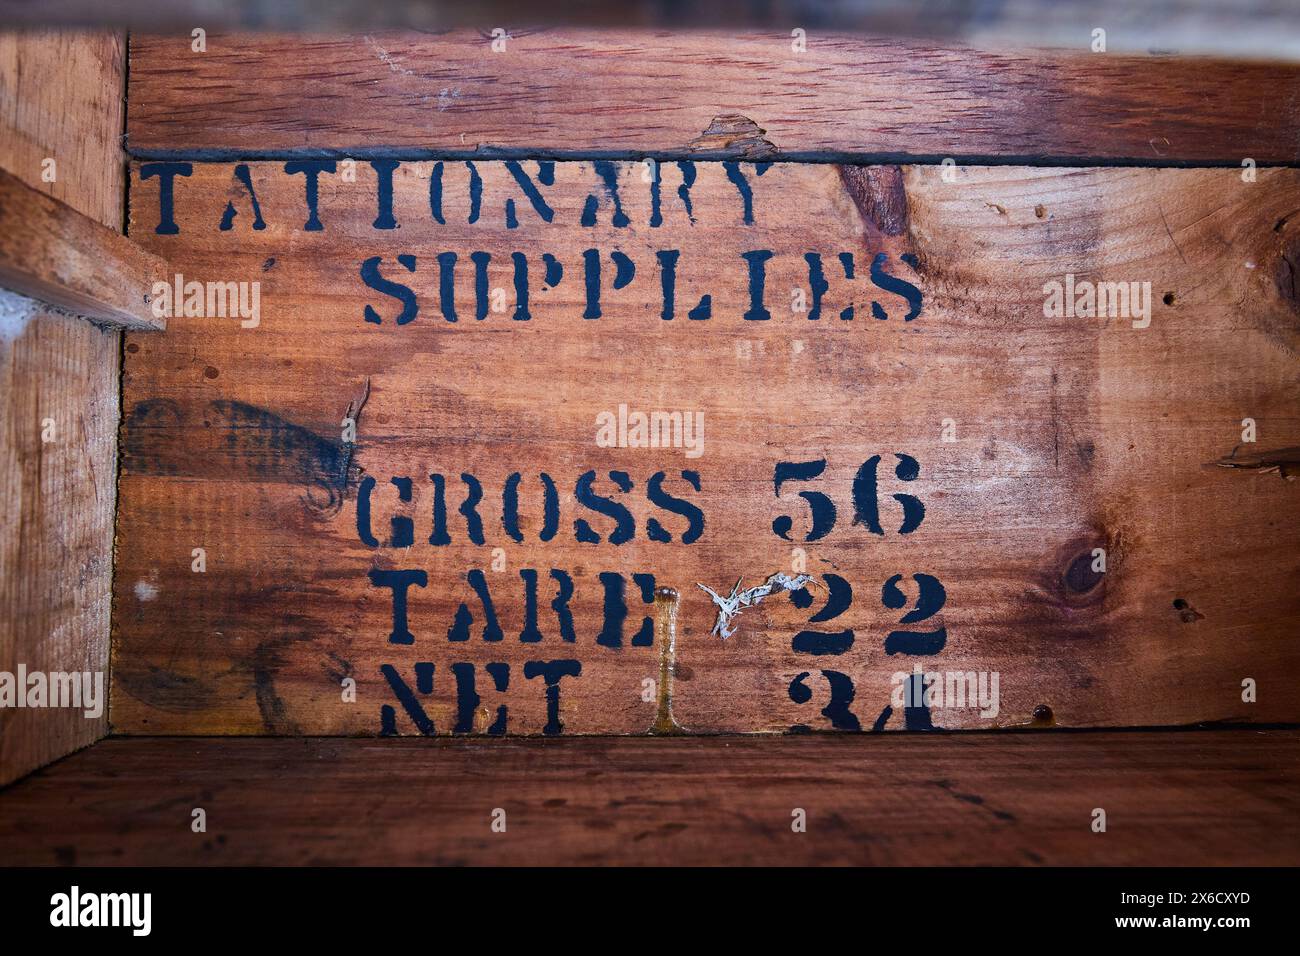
(0, 33, 126, 225)
(126, 32, 1300, 164)
(0, 168, 168, 329)
(2, 732, 1299, 865)
(0, 31, 124, 786)
(115, 158, 1300, 736)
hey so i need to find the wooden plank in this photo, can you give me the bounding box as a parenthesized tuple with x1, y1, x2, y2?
(0, 31, 125, 786)
(0, 32, 126, 227)
(114, 159, 1300, 736)
(2, 732, 1298, 865)
(126, 32, 1300, 164)
(0, 169, 168, 329)
(14, 1, 1300, 60)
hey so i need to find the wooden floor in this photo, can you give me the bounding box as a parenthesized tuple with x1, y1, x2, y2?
(0, 731, 1296, 865)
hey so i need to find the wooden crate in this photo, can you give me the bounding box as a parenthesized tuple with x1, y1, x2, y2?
(0, 22, 1297, 867)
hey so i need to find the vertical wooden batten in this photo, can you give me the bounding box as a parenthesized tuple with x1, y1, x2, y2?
(0, 31, 127, 786)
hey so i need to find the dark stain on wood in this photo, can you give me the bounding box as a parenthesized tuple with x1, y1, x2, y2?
(932, 779, 1018, 823)
(114, 664, 217, 714)
(1172, 598, 1205, 623)
(323, 652, 353, 684)
(1275, 227, 1299, 309)
(123, 397, 350, 507)
(248, 639, 305, 735)
(839, 164, 910, 237)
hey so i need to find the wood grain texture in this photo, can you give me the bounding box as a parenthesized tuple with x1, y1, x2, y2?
(125, 31, 1300, 164)
(0, 31, 125, 786)
(0, 32, 126, 228)
(0, 168, 167, 329)
(114, 159, 1300, 736)
(1, 732, 1298, 865)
